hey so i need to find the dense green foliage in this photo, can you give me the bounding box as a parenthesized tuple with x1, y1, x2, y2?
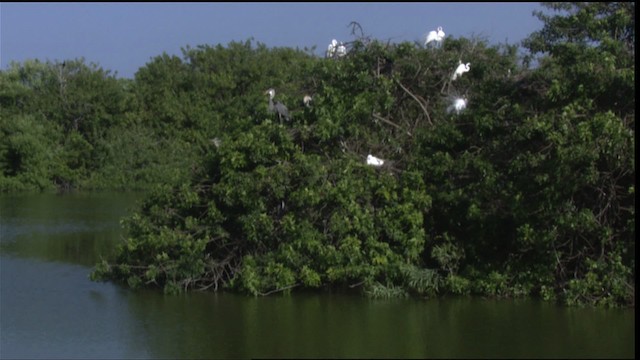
(0, 58, 191, 191)
(2, 3, 634, 307)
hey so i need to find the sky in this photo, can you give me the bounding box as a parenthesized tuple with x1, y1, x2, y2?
(1, 2, 545, 79)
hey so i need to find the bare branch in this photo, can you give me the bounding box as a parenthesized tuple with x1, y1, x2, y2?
(258, 283, 300, 296)
(372, 113, 412, 137)
(394, 79, 433, 126)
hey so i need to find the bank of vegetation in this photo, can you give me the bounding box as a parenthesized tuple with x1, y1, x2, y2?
(1, 3, 634, 307)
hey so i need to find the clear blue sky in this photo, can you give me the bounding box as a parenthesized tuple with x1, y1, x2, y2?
(1, 2, 545, 79)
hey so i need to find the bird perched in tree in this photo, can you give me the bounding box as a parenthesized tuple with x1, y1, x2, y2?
(327, 39, 347, 58)
(366, 154, 385, 166)
(447, 97, 467, 114)
(303, 95, 313, 107)
(452, 61, 471, 80)
(265, 88, 290, 122)
(326, 39, 338, 58)
(336, 41, 347, 57)
(425, 26, 445, 48)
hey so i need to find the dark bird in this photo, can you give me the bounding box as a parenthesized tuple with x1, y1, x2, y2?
(265, 88, 290, 122)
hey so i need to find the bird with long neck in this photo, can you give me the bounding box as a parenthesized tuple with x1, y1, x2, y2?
(452, 61, 471, 80)
(265, 88, 290, 123)
(425, 26, 445, 48)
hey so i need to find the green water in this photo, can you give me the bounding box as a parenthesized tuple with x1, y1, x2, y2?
(0, 192, 634, 359)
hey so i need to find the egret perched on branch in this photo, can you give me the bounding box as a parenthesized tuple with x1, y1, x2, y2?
(327, 39, 347, 58)
(447, 97, 468, 115)
(336, 41, 347, 57)
(366, 154, 385, 166)
(425, 26, 445, 48)
(452, 61, 471, 80)
(326, 39, 338, 58)
(265, 88, 290, 122)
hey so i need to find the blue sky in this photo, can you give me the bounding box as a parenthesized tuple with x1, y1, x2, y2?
(1, 2, 545, 79)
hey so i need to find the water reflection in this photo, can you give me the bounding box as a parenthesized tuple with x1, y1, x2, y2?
(0, 192, 143, 266)
(0, 256, 151, 359)
(122, 290, 634, 359)
(0, 193, 635, 359)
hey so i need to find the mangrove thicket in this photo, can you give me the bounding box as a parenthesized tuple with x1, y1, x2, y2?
(1, 3, 634, 307)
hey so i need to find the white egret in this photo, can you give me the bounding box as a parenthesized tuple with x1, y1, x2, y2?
(265, 88, 290, 122)
(303, 95, 313, 107)
(452, 61, 471, 80)
(447, 97, 468, 115)
(366, 154, 385, 166)
(326, 39, 338, 58)
(425, 26, 445, 48)
(336, 41, 347, 57)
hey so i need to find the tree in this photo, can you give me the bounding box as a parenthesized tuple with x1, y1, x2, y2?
(0, 59, 134, 190)
(511, 2, 635, 306)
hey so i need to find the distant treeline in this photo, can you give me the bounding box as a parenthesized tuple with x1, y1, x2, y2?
(2, 3, 634, 307)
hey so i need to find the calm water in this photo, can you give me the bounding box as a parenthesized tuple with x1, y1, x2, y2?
(0, 192, 635, 359)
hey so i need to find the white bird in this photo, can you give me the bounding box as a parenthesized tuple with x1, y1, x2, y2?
(303, 95, 312, 107)
(336, 41, 347, 57)
(326, 39, 338, 58)
(452, 61, 471, 80)
(366, 154, 385, 166)
(447, 97, 467, 114)
(425, 26, 445, 48)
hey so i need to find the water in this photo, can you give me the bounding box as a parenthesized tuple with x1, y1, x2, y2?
(0, 192, 635, 359)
